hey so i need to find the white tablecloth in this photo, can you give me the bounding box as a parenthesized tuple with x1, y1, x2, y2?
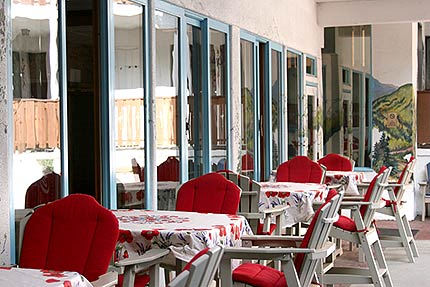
(113, 210, 253, 262)
(259, 182, 328, 227)
(0, 267, 92, 287)
(325, 171, 367, 195)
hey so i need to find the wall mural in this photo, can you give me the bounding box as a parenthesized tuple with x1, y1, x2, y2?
(372, 81, 415, 177)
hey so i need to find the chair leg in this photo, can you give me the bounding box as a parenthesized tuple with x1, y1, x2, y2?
(359, 233, 392, 287)
(372, 239, 393, 287)
(394, 211, 416, 263)
(401, 213, 419, 258)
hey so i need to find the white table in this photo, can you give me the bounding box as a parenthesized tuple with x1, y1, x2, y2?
(0, 267, 92, 287)
(325, 170, 369, 195)
(258, 182, 328, 227)
(113, 209, 253, 262)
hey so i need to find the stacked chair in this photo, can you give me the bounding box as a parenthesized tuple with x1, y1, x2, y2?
(319, 166, 393, 287)
(219, 189, 344, 287)
(377, 157, 419, 263)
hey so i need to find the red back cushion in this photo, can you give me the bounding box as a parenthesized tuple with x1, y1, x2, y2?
(394, 156, 414, 196)
(318, 154, 353, 171)
(157, 156, 180, 181)
(276, 156, 324, 183)
(25, 172, 61, 208)
(20, 194, 119, 282)
(360, 166, 387, 216)
(176, 173, 241, 214)
(294, 189, 337, 272)
(242, 153, 254, 171)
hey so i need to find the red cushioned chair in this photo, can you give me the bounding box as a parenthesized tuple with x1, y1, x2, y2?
(377, 157, 418, 263)
(176, 172, 241, 214)
(19, 194, 118, 286)
(157, 156, 180, 181)
(117, 245, 224, 287)
(320, 166, 393, 287)
(241, 153, 254, 172)
(219, 189, 344, 287)
(276, 156, 325, 184)
(317, 153, 353, 172)
(24, 172, 61, 208)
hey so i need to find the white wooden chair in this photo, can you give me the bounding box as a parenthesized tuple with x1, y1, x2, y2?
(320, 166, 393, 287)
(219, 189, 344, 287)
(218, 170, 287, 235)
(377, 157, 418, 263)
(115, 245, 224, 287)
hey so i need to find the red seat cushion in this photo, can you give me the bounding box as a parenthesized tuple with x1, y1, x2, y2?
(233, 263, 287, 287)
(176, 173, 241, 214)
(276, 156, 324, 183)
(19, 194, 119, 282)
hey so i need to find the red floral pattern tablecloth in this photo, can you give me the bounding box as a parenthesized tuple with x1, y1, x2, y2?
(325, 171, 369, 195)
(259, 182, 329, 227)
(0, 267, 92, 287)
(113, 210, 253, 262)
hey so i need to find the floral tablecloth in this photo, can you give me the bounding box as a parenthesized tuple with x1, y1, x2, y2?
(325, 171, 368, 195)
(0, 267, 92, 287)
(259, 182, 328, 227)
(113, 210, 253, 262)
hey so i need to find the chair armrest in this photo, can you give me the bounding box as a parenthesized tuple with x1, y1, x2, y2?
(343, 196, 364, 201)
(261, 204, 289, 215)
(114, 249, 170, 271)
(242, 235, 303, 247)
(327, 183, 342, 190)
(92, 271, 118, 287)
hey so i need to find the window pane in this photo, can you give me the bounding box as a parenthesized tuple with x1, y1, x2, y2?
(306, 57, 316, 75)
(271, 50, 281, 169)
(240, 39, 254, 175)
(12, 0, 61, 209)
(210, 29, 227, 172)
(187, 24, 203, 178)
(287, 51, 300, 159)
(113, 1, 145, 208)
(155, 11, 180, 187)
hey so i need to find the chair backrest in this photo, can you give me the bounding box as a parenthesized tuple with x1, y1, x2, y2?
(158, 156, 180, 181)
(360, 166, 392, 226)
(19, 194, 119, 282)
(25, 172, 61, 208)
(294, 189, 344, 286)
(394, 157, 416, 201)
(276, 156, 325, 184)
(176, 172, 241, 214)
(241, 153, 254, 172)
(131, 158, 144, 182)
(168, 245, 224, 287)
(217, 170, 261, 232)
(317, 153, 353, 171)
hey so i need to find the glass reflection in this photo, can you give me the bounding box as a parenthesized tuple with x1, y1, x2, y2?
(287, 51, 300, 159)
(210, 29, 227, 172)
(113, 1, 146, 209)
(271, 50, 281, 169)
(12, 0, 61, 209)
(240, 39, 255, 176)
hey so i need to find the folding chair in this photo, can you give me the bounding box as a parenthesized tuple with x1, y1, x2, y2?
(219, 189, 344, 287)
(377, 157, 418, 263)
(320, 166, 393, 287)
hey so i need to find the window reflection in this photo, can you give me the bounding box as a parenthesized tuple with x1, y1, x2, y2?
(287, 51, 300, 159)
(113, 1, 146, 209)
(12, 0, 61, 209)
(210, 29, 227, 172)
(240, 39, 255, 175)
(271, 50, 281, 169)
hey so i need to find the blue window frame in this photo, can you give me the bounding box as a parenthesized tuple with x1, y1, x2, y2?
(305, 54, 317, 76)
